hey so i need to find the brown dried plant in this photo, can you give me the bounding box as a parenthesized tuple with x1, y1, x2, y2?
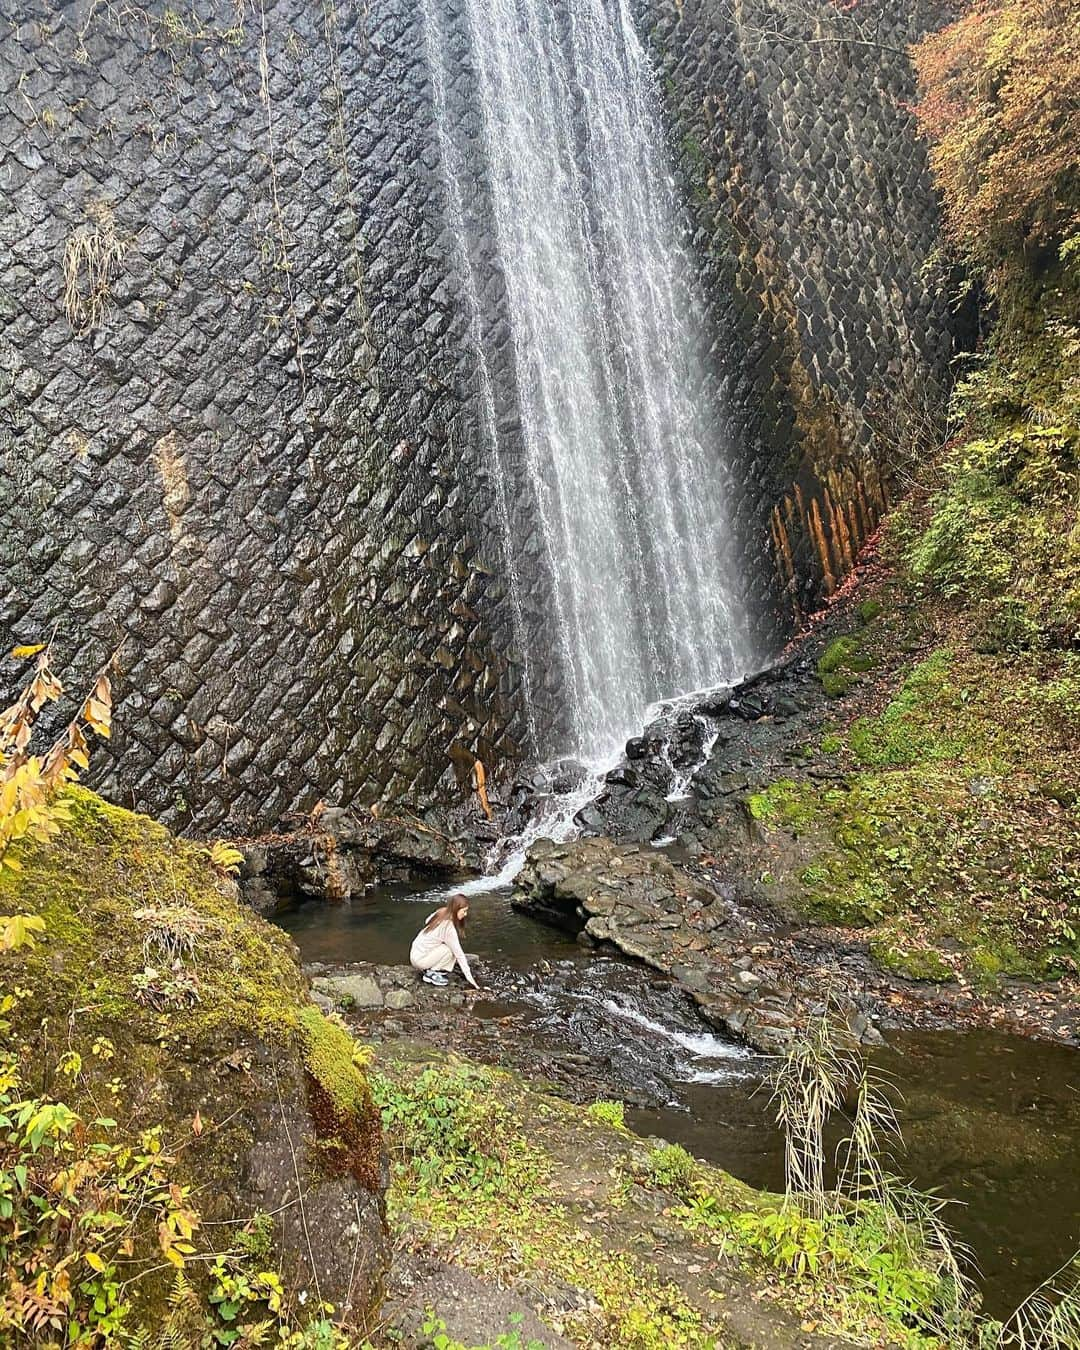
(62, 202, 127, 336)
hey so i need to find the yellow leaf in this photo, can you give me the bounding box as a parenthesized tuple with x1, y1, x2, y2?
(9, 644, 46, 660)
(164, 1247, 185, 1269)
(85, 1252, 106, 1273)
(1, 914, 46, 950)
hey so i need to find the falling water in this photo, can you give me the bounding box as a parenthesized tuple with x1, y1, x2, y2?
(423, 0, 756, 765)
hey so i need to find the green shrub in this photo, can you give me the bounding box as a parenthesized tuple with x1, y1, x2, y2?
(587, 1099, 626, 1129)
(646, 1144, 697, 1200)
(373, 1064, 538, 1199)
(906, 374, 1080, 649)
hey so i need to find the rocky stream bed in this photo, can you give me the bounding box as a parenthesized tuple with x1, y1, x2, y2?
(258, 555, 1079, 1330)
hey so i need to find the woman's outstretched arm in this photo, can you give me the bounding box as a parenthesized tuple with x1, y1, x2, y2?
(442, 921, 479, 988)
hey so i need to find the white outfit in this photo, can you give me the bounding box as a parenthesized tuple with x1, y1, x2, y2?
(409, 915, 478, 987)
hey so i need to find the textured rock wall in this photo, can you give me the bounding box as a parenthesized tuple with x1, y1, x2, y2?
(638, 0, 954, 615)
(0, 0, 533, 830)
(1, 0, 951, 830)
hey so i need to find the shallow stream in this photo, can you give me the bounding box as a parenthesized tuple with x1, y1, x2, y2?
(277, 883, 1079, 1318)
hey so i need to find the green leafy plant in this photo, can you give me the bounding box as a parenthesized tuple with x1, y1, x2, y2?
(420, 1310, 545, 1350)
(206, 840, 245, 875)
(0, 1054, 198, 1343)
(373, 1064, 538, 1200)
(645, 1143, 697, 1201)
(586, 1099, 626, 1129)
(756, 1009, 975, 1343)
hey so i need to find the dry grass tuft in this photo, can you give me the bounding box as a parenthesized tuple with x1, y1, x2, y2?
(63, 202, 127, 335)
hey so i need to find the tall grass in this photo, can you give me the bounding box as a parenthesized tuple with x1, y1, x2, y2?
(771, 1007, 1080, 1347)
(993, 1255, 1080, 1349)
(770, 1004, 974, 1341)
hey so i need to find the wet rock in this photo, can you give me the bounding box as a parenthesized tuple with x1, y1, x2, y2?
(549, 758, 588, 795)
(240, 805, 473, 907)
(671, 962, 710, 993)
(385, 988, 416, 1011)
(313, 973, 385, 1010)
(604, 764, 639, 788)
(574, 784, 671, 844)
(728, 691, 766, 720)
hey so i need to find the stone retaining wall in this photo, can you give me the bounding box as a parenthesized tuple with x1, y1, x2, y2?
(0, 0, 952, 828)
(639, 0, 955, 615)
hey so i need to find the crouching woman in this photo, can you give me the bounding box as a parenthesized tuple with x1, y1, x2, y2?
(409, 894, 480, 989)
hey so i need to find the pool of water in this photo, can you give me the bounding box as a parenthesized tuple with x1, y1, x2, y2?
(275, 880, 580, 969)
(275, 885, 1079, 1317)
(630, 1029, 1080, 1317)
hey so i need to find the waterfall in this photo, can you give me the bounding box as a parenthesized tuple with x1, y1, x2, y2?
(423, 0, 757, 765)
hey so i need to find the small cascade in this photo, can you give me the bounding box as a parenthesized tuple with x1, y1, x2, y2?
(477, 754, 614, 885)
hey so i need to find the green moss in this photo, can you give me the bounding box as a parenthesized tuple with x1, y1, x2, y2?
(819, 636, 860, 674)
(298, 1006, 381, 1189)
(869, 940, 954, 983)
(970, 947, 1004, 979)
(299, 1006, 370, 1118)
(587, 1098, 626, 1129)
(847, 650, 967, 766)
(821, 670, 853, 698)
(817, 634, 875, 698)
(857, 599, 884, 624)
(0, 787, 304, 1045)
(746, 778, 819, 832)
(645, 1143, 698, 1200)
(744, 648, 1080, 969)
(0, 788, 384, 1336)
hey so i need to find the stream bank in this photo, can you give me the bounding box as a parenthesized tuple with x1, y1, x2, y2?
(276, 882, 1080, 1321)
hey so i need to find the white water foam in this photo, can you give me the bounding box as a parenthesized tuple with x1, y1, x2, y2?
(602, 998, 747, 1062)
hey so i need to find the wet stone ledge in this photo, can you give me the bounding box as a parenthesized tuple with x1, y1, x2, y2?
(513, 836, 884, 1054)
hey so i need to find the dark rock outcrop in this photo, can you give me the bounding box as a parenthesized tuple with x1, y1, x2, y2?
(514, 835, 883, 1052)
(241, 805, 475, 913)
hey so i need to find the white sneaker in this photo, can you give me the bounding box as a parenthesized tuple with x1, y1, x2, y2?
(422, 970, 449, 986)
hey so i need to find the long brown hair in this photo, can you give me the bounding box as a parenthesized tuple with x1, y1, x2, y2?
(423, 893, 469, 934)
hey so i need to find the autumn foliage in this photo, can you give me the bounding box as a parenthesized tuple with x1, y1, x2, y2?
(0, 645, 113, 870)
(912, 0, 1080, 268)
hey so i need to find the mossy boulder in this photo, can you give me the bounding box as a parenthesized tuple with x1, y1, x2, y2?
(817, 634, 875, 698)
(1, 787, 388, 1330)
